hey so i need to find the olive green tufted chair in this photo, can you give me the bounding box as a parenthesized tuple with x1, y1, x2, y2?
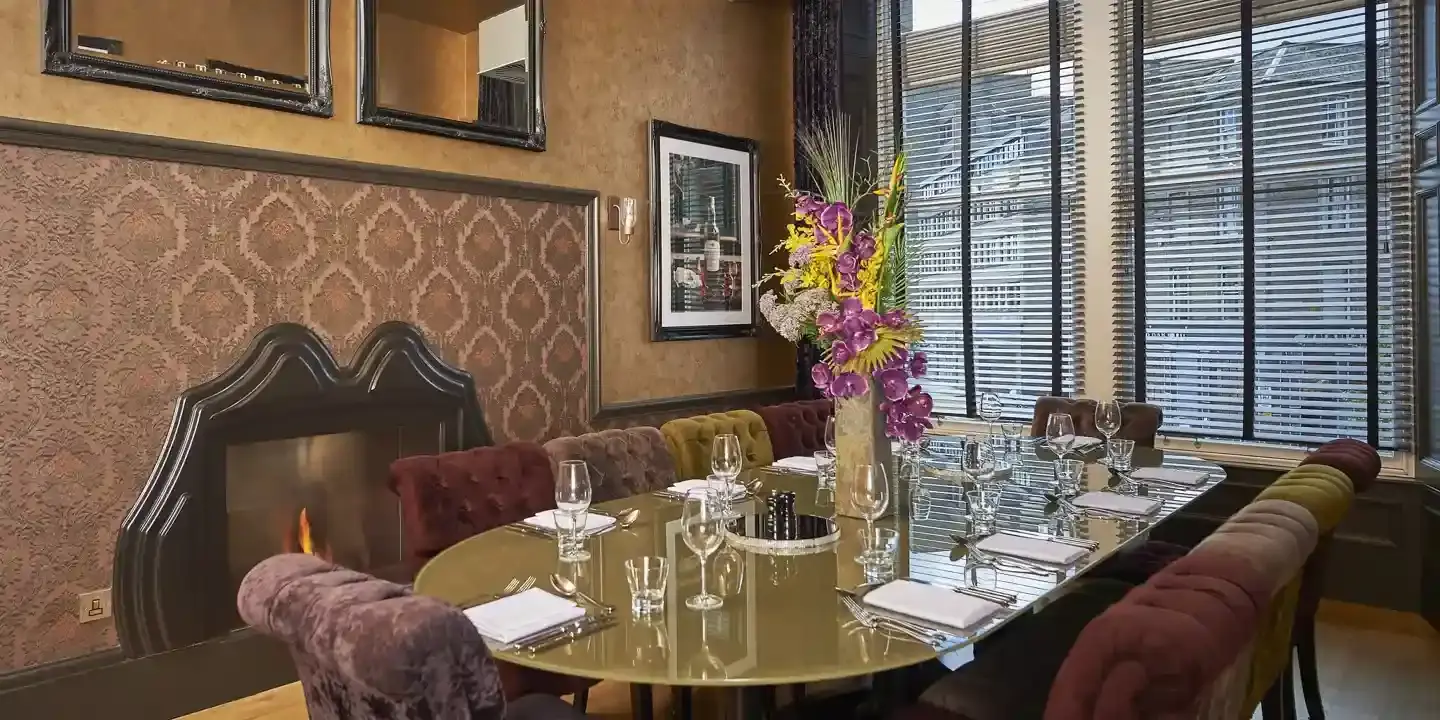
(659, 410, 775, 480)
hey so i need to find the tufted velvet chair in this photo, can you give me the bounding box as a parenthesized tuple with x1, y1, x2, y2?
(659, 410, 775, 480)
(388, 444, 595, 704)
(755, 399, 833, 461)
(238, 554, 588, 720)
(543, 427, 677, 503)
(1029, 397, 1164, 447)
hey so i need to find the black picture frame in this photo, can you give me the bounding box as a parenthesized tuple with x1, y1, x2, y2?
(41, 0, 333, 117)
(649, 120, 760, 342)
(356, 0, 546, 151)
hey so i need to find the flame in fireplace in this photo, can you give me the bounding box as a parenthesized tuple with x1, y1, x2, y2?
(297, 508, 315, 555)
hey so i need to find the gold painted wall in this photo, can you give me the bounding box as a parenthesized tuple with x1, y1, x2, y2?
(0, 0, 797, 406)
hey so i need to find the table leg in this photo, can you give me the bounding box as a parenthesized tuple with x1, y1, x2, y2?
(630, 684, 654, 720)
(674, 687, 693, 720)
(731, 686, 775, 720)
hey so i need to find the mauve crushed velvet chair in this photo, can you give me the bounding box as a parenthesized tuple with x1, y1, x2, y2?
(1029, 397, 1164, 447)
(660, 410, 775, 480)
(238, 554, 588, 720)
(389, 444, 594, 706)
(543, 427, 676, 503)
(754, 399, 833, 461)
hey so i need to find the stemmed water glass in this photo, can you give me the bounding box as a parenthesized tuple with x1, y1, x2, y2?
(848, 464, 890, 557)
(554, 460, 593, 562)
(824, 415, 837, 454)
(1046, 412, 1076, 458)
(979, 392, 1003, 434)
(711, 434, 743, 514)
(1096, 400, 1123, 461)
(961, 438, 996, 488)
(681, 493, 725, 610)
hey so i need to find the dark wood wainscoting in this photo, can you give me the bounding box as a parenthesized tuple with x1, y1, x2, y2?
(1422, 484, 1440, 630)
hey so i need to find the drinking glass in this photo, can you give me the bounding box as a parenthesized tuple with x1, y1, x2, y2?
(1000, 422, 1023, 460)
(713, 547, 745, 598)
(985, 435, 1009, 470)
(860, 526, 899, 567)
(823, 415, 837, 454)
(967, 559, 998, 591)
(1107, 438, 1136, 471)
(1046, 413, 1076, 457)
(967, 489, 1000, 533)
(814, 449, 837, 490)
(681, 494, 725, 610)
(553, 508, 590, 562)
(1054, 458, 1085, 495)
(848, 464, 890, 542)
(979, 392, 1003, 433)
(625, 556, 670, 615)
(1096, 400, 1123, 443)
(961, 438, 996, 488)
(711, 434, 743, 514)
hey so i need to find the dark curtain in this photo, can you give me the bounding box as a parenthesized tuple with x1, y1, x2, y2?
(478, 74, 525, 128)
(791, 0, 876, 399)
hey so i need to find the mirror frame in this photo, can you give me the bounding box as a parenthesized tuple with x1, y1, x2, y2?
(42, 0, 333, 116)
(355, 0, 545, 151)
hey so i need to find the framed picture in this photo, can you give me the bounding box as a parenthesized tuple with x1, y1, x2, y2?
(649, 120, 759, 341)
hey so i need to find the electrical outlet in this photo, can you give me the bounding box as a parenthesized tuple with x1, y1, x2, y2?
(77, 588, 112, 624)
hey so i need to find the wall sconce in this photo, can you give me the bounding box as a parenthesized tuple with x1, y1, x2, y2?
(607, 196, 638, 245)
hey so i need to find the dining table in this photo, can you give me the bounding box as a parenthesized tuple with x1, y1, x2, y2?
(413, 435, 1226, 718)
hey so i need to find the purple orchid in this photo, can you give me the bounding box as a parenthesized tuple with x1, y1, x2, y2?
(909, 351, 928, 378)
(883, 347, 910, 371)
(810, 362, 832, 392)
(831, 340, 854, 365)
(839, 297, 864, 318)
(796, 194, 826, 217)
(818, 202, 853, 238)
(852, 231, 877, 260)
(829, 372, 868, 398)
(859, 309, 882, 327)
(881, 309, 909, 328)
(905, 387, 934, 417)
(875, 367, 909, 402)
(835, 251, 859, 275)
(839, 273, 860, 292)
(816, 310, 842, 334)
(850, 325, 877, 352)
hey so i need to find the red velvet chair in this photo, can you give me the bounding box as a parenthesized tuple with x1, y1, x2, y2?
(388, 443, 594, 706)
(1029, 397, 1164, 447)
(755, 399, 833, 460)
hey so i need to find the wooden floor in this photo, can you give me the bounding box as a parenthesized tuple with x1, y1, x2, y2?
(185, 601, 1438, 720)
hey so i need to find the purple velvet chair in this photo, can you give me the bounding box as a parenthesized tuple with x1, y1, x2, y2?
(543, 427, 676, 503)
(238, 554, 588, 720)
(754, 399, 833, 461)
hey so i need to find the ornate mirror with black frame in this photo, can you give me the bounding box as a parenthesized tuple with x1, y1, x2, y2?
(357, 0, 545, 151)
(42, 0, 332, 116)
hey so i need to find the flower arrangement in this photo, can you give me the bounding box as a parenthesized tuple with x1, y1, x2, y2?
(758, 119, 933, 441)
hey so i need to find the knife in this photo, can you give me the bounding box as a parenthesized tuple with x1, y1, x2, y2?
(524, 616, 618, 654)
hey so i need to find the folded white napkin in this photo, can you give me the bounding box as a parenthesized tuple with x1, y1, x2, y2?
(523, 511, 617, 536)
(464, 588, 586, 644)
(864, 580, 1001, 630)
(1131, 467, 1210, 486)
(1055, 434, 1103, 449)
(975, 532, 1089, 565)
(668, 479, 746, 498)
(1072, 491, 1162, 516)
(772, 456, 819, 473)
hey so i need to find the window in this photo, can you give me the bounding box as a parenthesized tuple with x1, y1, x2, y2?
(1113, 0, 1412, 449)
(884, 0, 1080, 420)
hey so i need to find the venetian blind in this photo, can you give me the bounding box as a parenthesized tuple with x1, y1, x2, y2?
(885, 0, 1082, 421)
(1112, 0, 1412, 448)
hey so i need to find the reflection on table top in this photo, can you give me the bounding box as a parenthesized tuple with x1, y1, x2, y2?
(413, 439, 1225, 687)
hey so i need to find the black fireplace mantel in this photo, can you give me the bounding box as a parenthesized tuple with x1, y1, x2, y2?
(113, 321, 490, 657)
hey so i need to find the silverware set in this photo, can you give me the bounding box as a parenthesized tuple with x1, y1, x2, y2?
(501, 613, 619, 654)
(839, 595, 947, 648)
(462, 575, 535, 608)
(994, 528, 1099, 550)
(503, 509, 636, 539)
(1117, 470, 1200, 491)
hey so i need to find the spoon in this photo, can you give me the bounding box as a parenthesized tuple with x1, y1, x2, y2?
(550, 573, 612, 611)
(614, 507, 641, 529)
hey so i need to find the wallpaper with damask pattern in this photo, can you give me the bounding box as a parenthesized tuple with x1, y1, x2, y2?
(0, 142, 589, 671)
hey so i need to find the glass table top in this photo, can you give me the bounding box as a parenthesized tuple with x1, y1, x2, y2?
(413, 439, 1225, 687)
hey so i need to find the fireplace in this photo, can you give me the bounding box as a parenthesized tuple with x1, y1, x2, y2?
(113, 321, 491, 657)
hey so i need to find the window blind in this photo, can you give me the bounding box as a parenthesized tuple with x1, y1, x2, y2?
(1112, 0, 1412, 448)
(883, 0, 1082, 421)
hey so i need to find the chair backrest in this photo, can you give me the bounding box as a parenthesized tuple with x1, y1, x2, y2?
(1044, 498, 1319, 720)
(659, 410, 775, 480)
(238, 554, 505, 720)
(754, 399, 833, 461)
(1029, 397, 1164, 447)
(389, 442, 556, 565)
(543, 427, 676, 503)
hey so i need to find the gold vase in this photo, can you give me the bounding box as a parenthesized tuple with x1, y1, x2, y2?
(833, 382, 895, 519)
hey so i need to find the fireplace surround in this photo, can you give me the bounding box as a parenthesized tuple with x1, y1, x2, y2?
(113, 320, 490, 657)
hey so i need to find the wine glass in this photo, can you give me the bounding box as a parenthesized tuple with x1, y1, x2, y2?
(681, 493, 725, 610)
(1096, 400, 1123, 460)
(711, 434, 743, 514)
(962, 437, 996, 488)
(555, 460, 592, 561)
(848, 464, 890, 549)
(823, 415, 837, 454)
(1046, 412, 1076, 457)
(979, 392, 1003, 434)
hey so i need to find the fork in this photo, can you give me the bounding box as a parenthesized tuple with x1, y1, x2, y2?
(461, 576, 532, 608)
(514, 576, 537, 594)
(840, 596, 945, 647)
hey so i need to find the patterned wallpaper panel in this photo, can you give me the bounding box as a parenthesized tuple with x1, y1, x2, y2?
(0, 142, 589, 671)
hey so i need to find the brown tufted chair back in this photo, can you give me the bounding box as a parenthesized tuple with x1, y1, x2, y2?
(543, 427, 677, 503)
(1029, 396, 1164, 447)
(389, 443, 556, 566)
(659, 410, 775, 480)
(755, 399, 834, 461)
(238, 554, 505, 720)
